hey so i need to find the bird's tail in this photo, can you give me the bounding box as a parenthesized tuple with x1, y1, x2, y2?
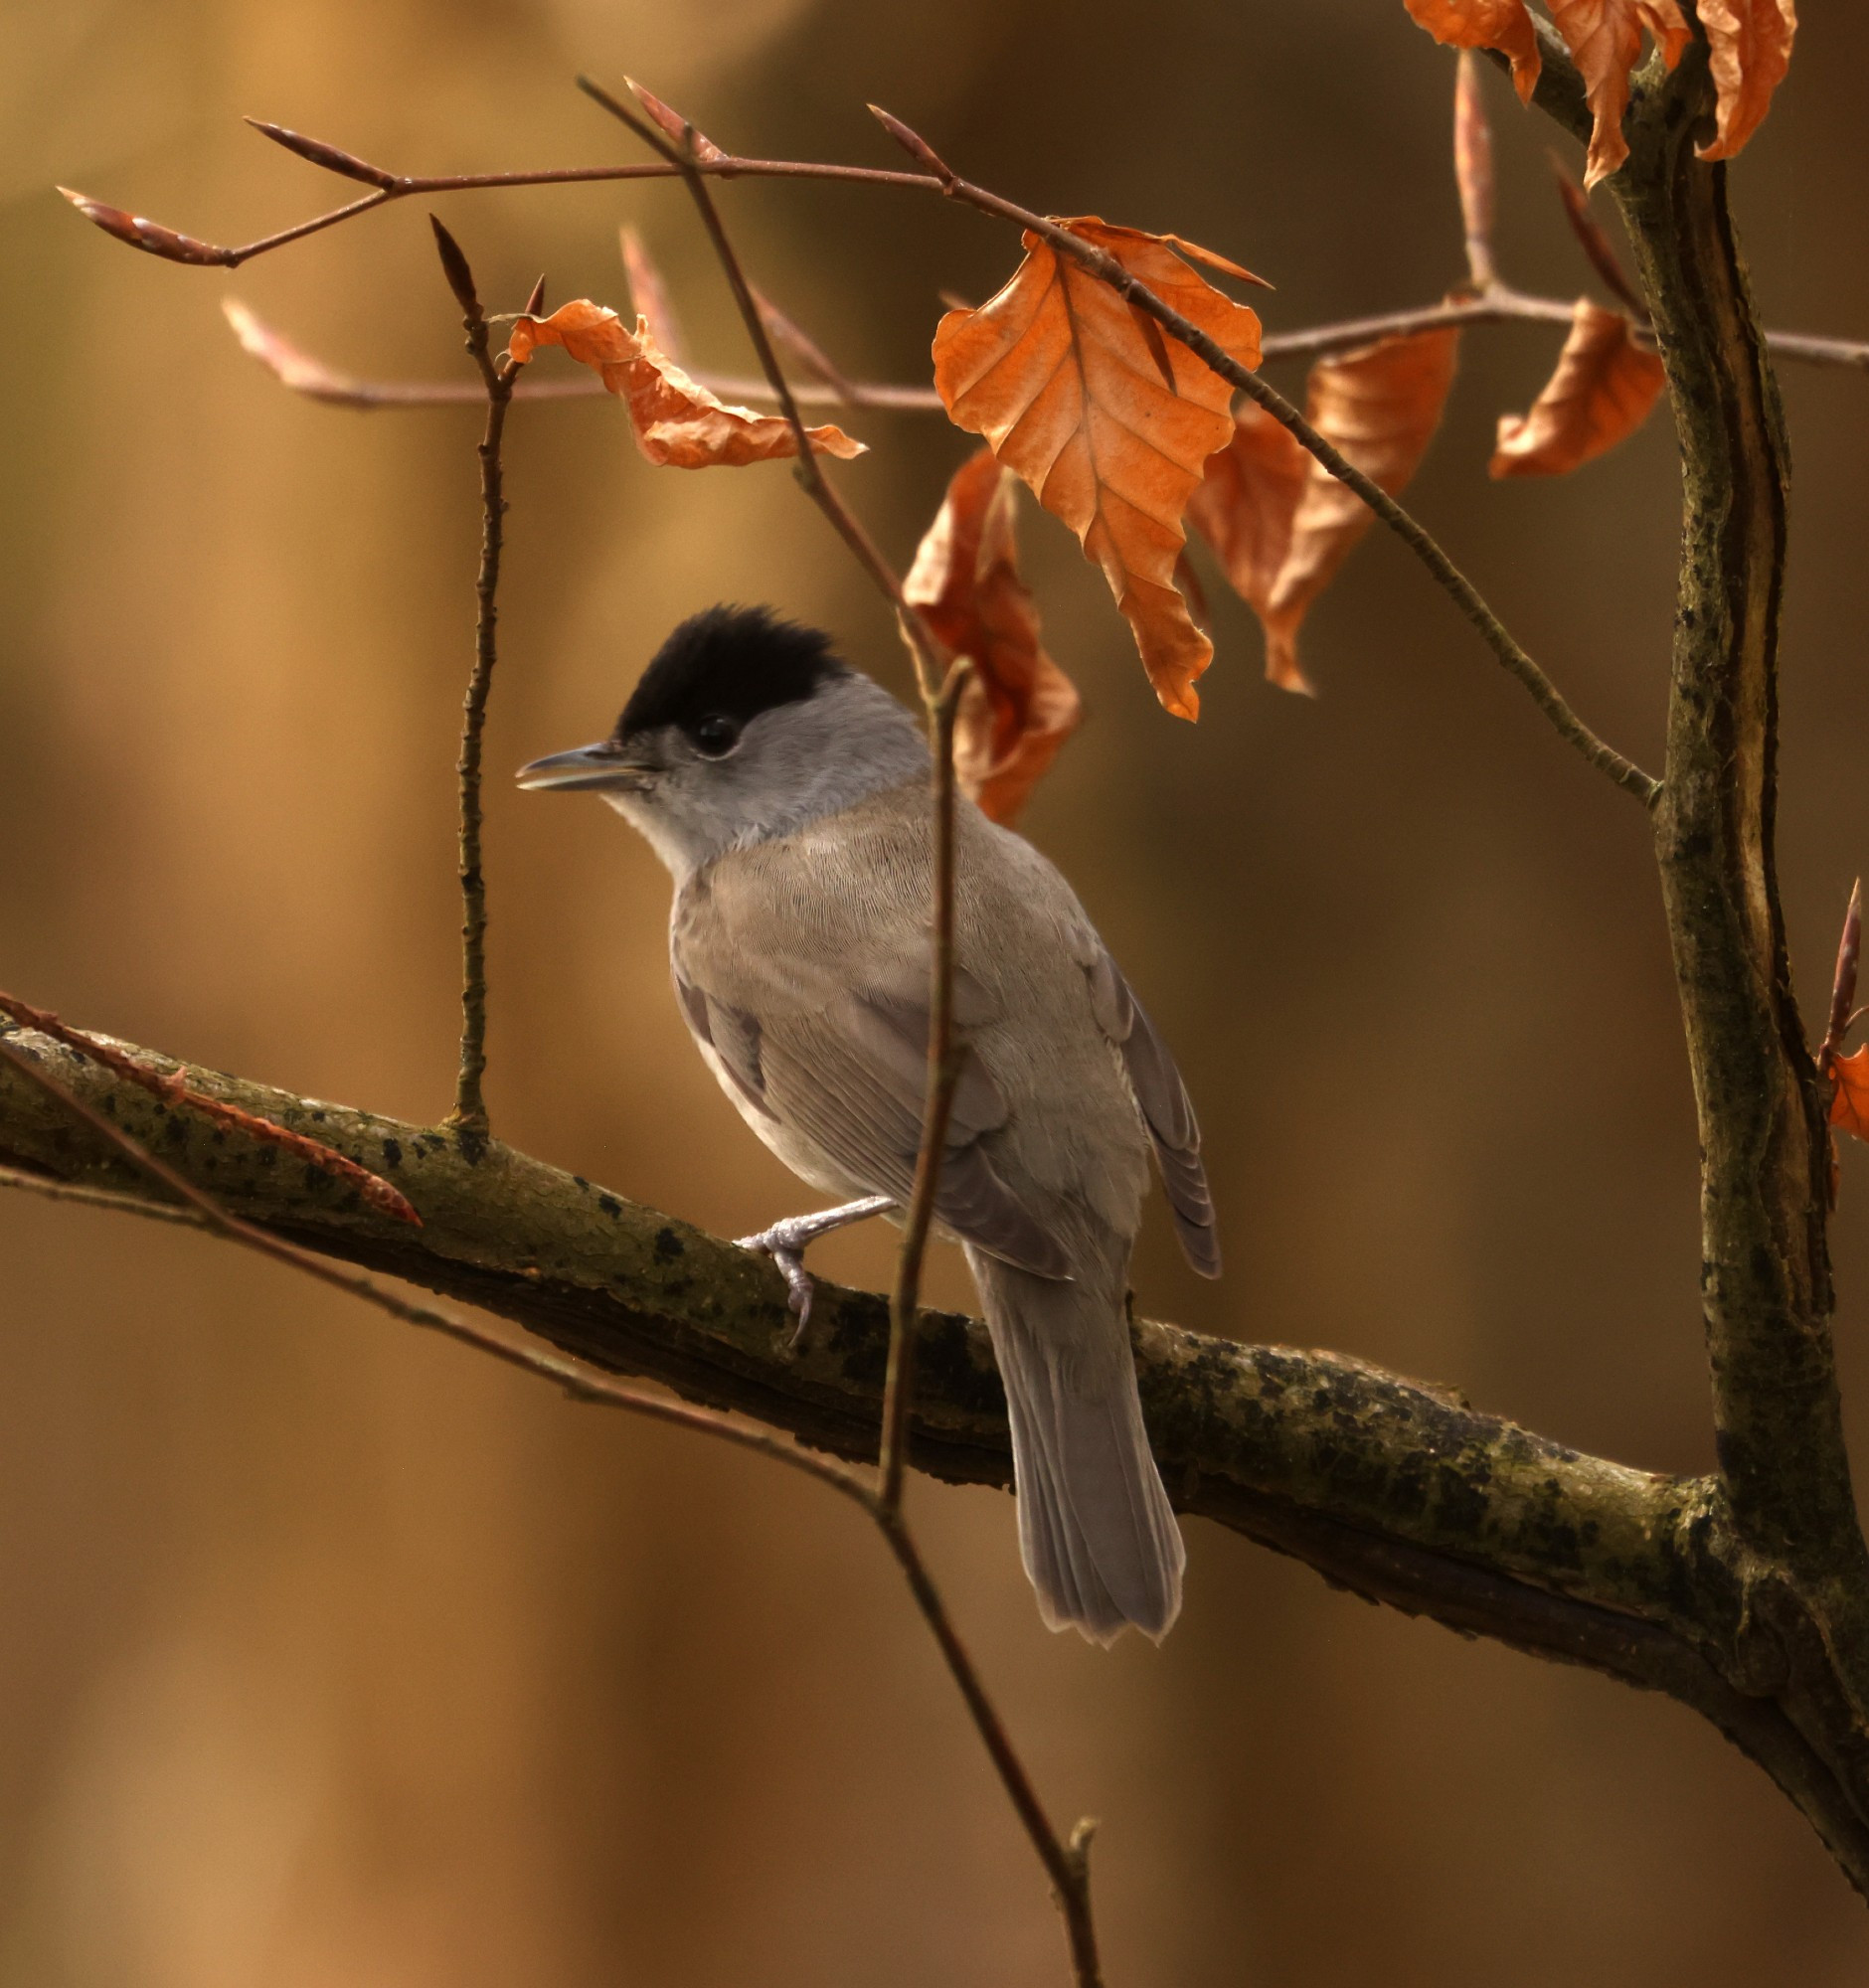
(965, 1244, 1185, 1644)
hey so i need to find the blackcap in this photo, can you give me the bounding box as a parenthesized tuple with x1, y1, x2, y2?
(519, 605, 1220, 1642)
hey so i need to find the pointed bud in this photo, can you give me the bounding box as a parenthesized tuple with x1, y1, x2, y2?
(58, 187, 235, 265)
(428, 215, 481, 320)
(522, 272, 548, 319)
(622, 77, 726, 164)
(244, 119, 399, 188)
(867, 105, 956, 186)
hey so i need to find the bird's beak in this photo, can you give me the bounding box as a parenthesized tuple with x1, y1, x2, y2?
(515, 740, 658, 793)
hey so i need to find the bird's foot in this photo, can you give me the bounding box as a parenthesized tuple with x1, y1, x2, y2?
(736, 1196, 894, 1346)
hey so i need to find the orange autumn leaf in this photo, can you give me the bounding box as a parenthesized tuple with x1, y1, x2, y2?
(1697, 0, 1797, 162)
(932, 217, 1265, 722)
(1546, 0, 1690, 186)
(1830, 1048, 1869, 1144)
(905, 447, 1082, 825)
(1402, 1, 1793, 184)
(1187, 327, 1459, 695)
(506, 300, 864, 469)
(1489, 297, 1665, 477)
(1403, 0, 1542, 104)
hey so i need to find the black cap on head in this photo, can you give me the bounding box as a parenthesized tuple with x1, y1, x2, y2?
(616, 605, 849, 746)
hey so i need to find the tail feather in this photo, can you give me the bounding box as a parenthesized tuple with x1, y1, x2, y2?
(968, 1246, 1185, 1644)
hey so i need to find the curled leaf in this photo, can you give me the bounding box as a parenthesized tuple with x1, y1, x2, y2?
(905, 448, 1081, 824)
(1545, 0, 1689, 186)
(1403, 0, 1542, 104)
(506, 299, 865, 468)
(1187, 327, 1459, 694)
(1830, 1048, 1869, 1144)
(1489, 297, 1664, 477)
(1696, 0, 1797, 163)
(934, 217, 1265, 721)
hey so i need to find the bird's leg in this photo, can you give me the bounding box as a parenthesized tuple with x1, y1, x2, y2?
(736, 1195, 895, 1343)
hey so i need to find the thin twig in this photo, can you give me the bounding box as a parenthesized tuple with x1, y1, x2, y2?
(65, 130, 1869, 380)
(430, 219, 525, 1147)
(574, 76, 944, 703)
(1, 1014, 1103, 1978)
(854, 114, 1665, 805)
(872, 1504, 1103, 1985)
(881, 657, 972, 1515)
(1453, 53, 1496, 291)
(0, 1025, 873, 1494)
(579, 78, 1095, 1982)
(0, 989, 417, 1223)
(224, 297, 938, 410)
(752, 285, 861, 403)
(0, 1162, 203, 1229)
(97, 98, 1659, 800)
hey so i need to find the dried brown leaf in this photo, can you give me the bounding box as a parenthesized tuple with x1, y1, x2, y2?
(933, 217, 1265, 720)
(1403, 0, 1542, 105)
(1489, 297, 1664, 477)
(1188, 327, 1460, 694)
(506, 299, 865, 468)
(1696, 0, 1797, 163)
(1831, 1048, 1869, 1144)
(905, 447, 1082, 824)
(1545, 0, 1690, 186)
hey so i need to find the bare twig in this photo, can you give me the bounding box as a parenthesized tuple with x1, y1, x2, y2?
(574, 76, 943, 701)
(1453, 53, 1496, 291)
(128, 92, 1652, 802)
(872, 1503, 1103, 1985)
(881, 657, 972, 1515)
(430, 219, 525, 1148)
(0, 1162, 203, 1228)
(3, 1009, 1104, 1980)
(0, 989, 417, 1223)
(65, 123, 1869, 381)
(0, 1023, 869, 1493)
(751, 286, 861, 403)
(577, 76, 1096, 1979)
(223, 298, 936, 410)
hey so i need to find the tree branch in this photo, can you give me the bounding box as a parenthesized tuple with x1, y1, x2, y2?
(7, 1021, 1869, 1891)
(1614, 41, 1869, 1554)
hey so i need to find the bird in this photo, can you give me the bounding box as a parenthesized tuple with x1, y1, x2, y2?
(517, 604, 1220, 1642)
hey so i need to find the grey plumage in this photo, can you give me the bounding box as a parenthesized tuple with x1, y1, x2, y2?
(518, 607, 1219, 1643)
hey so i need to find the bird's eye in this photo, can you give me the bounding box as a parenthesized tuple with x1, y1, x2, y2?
(691, 714, 741, 757)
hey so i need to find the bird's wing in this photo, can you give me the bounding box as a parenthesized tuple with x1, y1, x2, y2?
(1072, 932, 1222, 1278)
(674, 946, 1072, 1279)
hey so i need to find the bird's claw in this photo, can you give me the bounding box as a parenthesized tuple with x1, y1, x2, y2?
(735, 1197, 894, 1350)
(736, 1222, 821, 1346)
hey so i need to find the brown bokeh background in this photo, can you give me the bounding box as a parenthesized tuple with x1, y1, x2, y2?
(4, 1, 1869, 1980)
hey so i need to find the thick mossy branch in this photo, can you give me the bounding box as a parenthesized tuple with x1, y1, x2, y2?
(5, 1021, 1869, 1885)
(1599, 42, 1869, 1888)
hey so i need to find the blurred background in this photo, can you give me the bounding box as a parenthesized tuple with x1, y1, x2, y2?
(3, 1, 1868, 1981)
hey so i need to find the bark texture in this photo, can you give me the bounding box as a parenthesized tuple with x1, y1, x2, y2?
(2, 1016, 1868, 1888)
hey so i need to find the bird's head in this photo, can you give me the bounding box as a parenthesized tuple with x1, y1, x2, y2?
(516, 604, 927, 879)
